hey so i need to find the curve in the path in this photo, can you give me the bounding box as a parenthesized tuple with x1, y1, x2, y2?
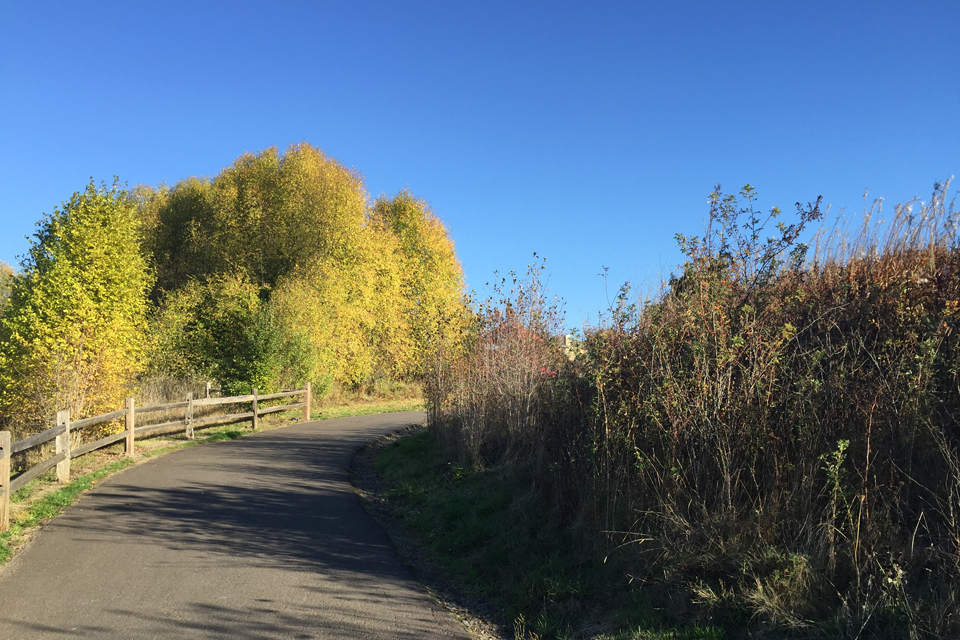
(0, 411, 470, 639)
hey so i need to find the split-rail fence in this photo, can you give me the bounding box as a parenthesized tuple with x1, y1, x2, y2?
(0, 382, 312, 532)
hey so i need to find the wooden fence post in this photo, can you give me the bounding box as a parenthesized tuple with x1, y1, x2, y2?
(303, 382, 311, 422)
(252, 388, 259, 430)
(125, 397, 136, 457)
(185, 392, 194, 440)
(55, 410, 71, 484)
(0, 431, 10, 532)
(205, 382, 211, 399)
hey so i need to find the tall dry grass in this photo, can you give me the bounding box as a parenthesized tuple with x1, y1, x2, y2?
(426, 261, 578, 469)
(428, 181, 960, 637)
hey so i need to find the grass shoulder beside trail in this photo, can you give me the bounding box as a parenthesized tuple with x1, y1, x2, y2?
(1, 397, 424, 566)
(314, 396, 423, 420)
(373, 427, 721, 640)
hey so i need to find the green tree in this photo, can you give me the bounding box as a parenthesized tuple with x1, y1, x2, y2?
(136, 178, 216, 298)
(0, 181, 151, 433)
(188, 275, 279, 395)
(148, 274, 314, 395)
(0, 262, 14, 313)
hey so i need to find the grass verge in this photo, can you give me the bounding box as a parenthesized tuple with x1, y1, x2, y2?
(1, 398, 421, 566)
(313, 397, 423, 420)
(373, 428, 721, 640)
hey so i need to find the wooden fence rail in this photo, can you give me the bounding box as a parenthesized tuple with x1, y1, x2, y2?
(0, 382, 312, 532)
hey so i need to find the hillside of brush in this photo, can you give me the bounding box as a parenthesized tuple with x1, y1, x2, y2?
(427, 181, 960, 638)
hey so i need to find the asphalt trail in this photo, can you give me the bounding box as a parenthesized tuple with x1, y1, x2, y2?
(0, 411, 470, 639)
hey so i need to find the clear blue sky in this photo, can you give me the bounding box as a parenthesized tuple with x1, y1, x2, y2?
(2, 1, 957, 326)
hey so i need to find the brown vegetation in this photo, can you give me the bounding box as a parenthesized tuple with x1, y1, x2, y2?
(427, 181, 960, 637)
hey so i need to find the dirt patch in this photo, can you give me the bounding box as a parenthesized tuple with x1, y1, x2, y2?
(350, 427, 508, 640)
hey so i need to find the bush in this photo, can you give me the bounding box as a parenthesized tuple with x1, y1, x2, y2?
(428, 181, 960, 637)
(425, 258, 580, 470)
(148, 274, 314, 395)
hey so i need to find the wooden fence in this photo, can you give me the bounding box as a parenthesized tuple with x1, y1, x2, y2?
(0, 382, 312, 532)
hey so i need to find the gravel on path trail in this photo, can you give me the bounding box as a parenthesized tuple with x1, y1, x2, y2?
(0, 412, 471, 639)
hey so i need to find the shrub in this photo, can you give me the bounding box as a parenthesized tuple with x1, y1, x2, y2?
(429, 181, 960, 637)
(425, 258, 577, 469)
(148, 274, 313, 395)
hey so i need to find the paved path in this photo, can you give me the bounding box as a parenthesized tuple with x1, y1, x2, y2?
(0, 412, 470, 639)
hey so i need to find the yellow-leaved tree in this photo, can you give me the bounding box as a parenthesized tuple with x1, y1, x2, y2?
(143, 144, 374, 392)
(0, 181, 151, 438)
(270, 223, 410, 389)
(142, 143, 368, 295)
(369, 190, 469, 377)
(141, 144, 468, 395)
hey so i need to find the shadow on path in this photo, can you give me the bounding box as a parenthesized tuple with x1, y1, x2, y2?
(0, 412, 469, 639)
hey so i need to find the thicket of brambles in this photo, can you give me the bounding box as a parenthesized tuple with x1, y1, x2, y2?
(0, 143, 467, 442)
(427, 182, 960, 637)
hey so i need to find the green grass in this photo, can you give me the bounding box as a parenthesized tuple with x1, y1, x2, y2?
(374, 428, 722, 640)
(312, 397, 424, 420)
(1, 401, 419, 566)
(1, 457, 135, 563)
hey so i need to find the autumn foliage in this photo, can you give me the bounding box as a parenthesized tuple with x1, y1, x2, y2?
(427, 182, 960, 637)
(0, 143, 467, 435)
(137, 143, 467, 394)
(0, 181, 151, 437)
